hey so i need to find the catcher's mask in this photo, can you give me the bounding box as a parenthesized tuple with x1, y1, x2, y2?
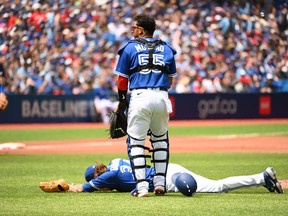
(85, 165, 96, 182)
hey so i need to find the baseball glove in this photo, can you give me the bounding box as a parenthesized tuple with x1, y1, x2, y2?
(108, 111, 127, 139)
(0, 93, 8, 112)
(39, 179, 70, 192)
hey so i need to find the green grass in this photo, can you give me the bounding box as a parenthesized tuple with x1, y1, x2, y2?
(0, 124, 287, 142)
(0, 123, 288, 215)
(0, 153, 288, 216)
(170, 124, 288, 136)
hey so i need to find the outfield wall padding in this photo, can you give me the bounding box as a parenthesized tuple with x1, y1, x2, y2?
(0, 93, 287, 123)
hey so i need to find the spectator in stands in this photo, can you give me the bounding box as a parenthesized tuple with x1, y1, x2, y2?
(0, 0, 286, 101)
(93, 75, 118, 124)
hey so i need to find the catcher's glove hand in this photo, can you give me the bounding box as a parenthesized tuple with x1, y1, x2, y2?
(108, 110, 127, 139)
(39, 179, 70, 192)
(0, 93, 8, 112)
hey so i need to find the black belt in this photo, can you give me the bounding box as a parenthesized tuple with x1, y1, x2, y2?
(134, 87, 168, 92)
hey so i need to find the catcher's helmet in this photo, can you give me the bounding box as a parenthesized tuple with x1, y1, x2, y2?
(172, 172, 197, 197)
(85, 165, 96, 182)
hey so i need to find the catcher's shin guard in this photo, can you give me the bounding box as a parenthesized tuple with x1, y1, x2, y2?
(127, 136, 151, 191)
(150, 132, 169, 189)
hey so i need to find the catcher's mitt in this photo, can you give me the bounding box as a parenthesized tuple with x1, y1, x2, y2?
(108, 111, 127, 139)
(39, 179, 70, 192)
(0, 93, 8, 112)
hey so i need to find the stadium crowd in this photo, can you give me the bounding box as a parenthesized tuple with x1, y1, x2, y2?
(0, 0, 287, 96)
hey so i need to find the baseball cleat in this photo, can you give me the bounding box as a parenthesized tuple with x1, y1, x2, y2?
(154, 185, 165, 196)
(263, 167, 284, 194)
(133, 188, 149, 197)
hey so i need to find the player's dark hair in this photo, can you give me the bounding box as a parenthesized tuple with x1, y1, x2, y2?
(95, 162, 107, 177)
(134, 14, 156, 36)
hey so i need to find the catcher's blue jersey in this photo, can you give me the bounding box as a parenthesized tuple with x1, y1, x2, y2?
(82, 158, 155, 192)
(114, 38, 177, 90)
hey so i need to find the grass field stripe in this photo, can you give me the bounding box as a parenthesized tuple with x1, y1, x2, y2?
(213, 131, 288, 139)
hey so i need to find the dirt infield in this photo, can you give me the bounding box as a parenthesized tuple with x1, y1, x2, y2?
(0, 119, 288, 154)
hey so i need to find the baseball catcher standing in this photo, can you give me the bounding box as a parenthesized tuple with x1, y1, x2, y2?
(114, 14, 177, 197)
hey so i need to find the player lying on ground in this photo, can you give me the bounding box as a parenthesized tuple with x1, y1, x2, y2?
(41, 158, 283, 195)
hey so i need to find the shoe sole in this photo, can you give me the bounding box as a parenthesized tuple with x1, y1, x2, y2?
(274, 182, 284, 194)
(266, 167, 284, 194)
(154, 186, 165, 196)
(154, 189, 165, 196)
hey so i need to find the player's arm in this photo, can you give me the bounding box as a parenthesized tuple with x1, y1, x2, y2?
(115, 45, 130, 111)
(167, 54, 176, 88)
(169, 77, 173, 86)
(81, 171, 116, 192)
(68, 183, 111, 193)
(117, 76, 128, 112)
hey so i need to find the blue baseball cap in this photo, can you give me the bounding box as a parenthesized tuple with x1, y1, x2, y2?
(85, 165, 96, 182)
